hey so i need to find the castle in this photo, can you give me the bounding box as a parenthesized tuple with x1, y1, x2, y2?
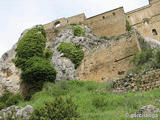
(44, 0, 160, 41)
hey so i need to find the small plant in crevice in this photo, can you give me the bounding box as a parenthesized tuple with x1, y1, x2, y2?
(100, 36, 109, 40)
(70, 23, 77, 26)
(72, 26, 85, 36)
(126, 20, 132, 31)
(53, 28, 59, 34)
(57, 42, 84, 68)
(110, 36, 120, 40)
(139, 36, 145, 43)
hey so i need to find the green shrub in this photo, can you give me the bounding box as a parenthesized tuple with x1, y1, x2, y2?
(0, 103, 5, 110)
(105, 80, 114, 92)
(0, 92, 13, 103)
(72, 26, 85, 36)
(155, 50, 160, 63)
(53, 28, 59, 33)
(126, 20, 132, 31)
(127, 65, 142, 74)
(43, 82, 68, 96)
(130, 49, 154, 65)
(60, 81, 69, 90)
(57, 42, 84, 68)
(70, 23, 77, 26)
(100, 36, 109, 40)
(0, 92, 24, 110)
(139, 36, 145, 43)
(92, 96, 107, 108)
(68, 80, 85, 87)
(128, 49, 160, 74)
(110, 36, 120, 40)
(29, 97, 79, 120)
(43, 48, 53, 60)
(6, 94, 24, 107)
(21, 57, 57, 89)
(13, 26, 56, 91)
(14, 26, 46, 69)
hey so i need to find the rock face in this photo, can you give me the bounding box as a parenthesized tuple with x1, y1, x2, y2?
(141, 37, 160, 50)
(0, 25, 43, 96)
(78, 30, 139, 81)
(50, 26, 139, 82)
(0, 24, 141, 95)
(0, 44, 21, 96)
(50, 26, 105, 81)
(136, 105, 160, 114)
(50, 26, 100, 81)
(0, 105, 34, 120)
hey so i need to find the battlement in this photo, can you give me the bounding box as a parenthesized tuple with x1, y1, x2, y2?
(44, 0, 160, 40)
(44, 13, 85, 30)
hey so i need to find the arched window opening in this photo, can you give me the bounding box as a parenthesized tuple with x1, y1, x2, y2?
(152, 29, 158, 35)
(54, 21, 61, 28)
(145, 20, 149, 25)
(143, 18, 149, 26)
(113, 12, 116, 16)
(102, 16, 105, 19)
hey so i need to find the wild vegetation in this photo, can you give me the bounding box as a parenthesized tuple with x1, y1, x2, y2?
(2, 23, 160, 120)
(0, 92, 24, 110)
(100, 35, 120, 40)
(126, 20, 132, 31)
(13, 80, 160, 120)
(129, 48, 160, 74)
(29, 97, 79, 120)
(57, 42, 84, 68)
(13, 26, 56, 91)
(72, 26, 85, 36)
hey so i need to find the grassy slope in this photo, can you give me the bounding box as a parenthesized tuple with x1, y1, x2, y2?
(18, 80, 160, 120)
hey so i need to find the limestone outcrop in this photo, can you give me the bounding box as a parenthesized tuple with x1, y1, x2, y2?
(0, 24, 141, 95)
(0, 105, 33, 120)
(0, 44, 21, 96)
(0, 25, 37, 95)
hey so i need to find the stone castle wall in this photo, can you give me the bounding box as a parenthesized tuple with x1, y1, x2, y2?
(43, 13, 85, 31)
(43, 13, 86, 41)
(86, 7, 126, 37)
(126, 0, 160, 40)
(78, 31, 140, 82)
(43, 0, 160, 41)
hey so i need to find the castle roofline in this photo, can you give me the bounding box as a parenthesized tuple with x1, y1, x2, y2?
(126, 4, 151, 15)
(87, 6, 124, 20)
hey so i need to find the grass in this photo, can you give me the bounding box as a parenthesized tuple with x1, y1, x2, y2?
(18, 80, 160, 120)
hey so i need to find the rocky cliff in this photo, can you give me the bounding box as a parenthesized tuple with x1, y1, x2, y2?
(0, 24, 153, 95)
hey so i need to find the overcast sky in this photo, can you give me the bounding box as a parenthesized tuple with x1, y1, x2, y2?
(0, 0, 149, 57)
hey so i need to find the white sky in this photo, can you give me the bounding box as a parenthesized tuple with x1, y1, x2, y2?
(0, 0, 149, 57)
